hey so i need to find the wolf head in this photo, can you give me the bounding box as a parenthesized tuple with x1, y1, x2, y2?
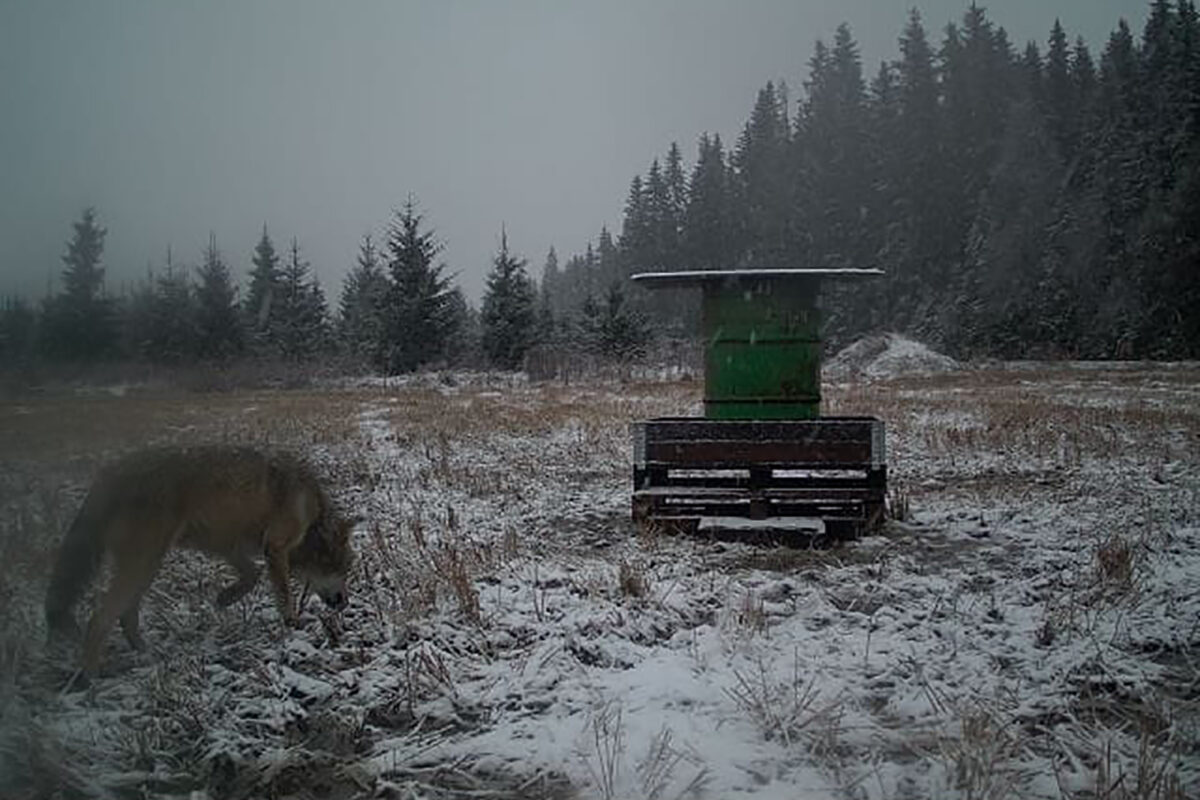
(293, 511, 355, 610)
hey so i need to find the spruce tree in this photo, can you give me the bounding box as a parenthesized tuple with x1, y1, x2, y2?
(443, 286, 480, 366)
(1071, 37, 1098, 129)
(620, 174, 649, 273)
(338, 232, 389, 365)
(644, 159, 677, 273)
(597, 282, 649, 359)
(1021, 41, 1045, 110)
(895, 7, 946, 264)
(683, 133, 737, 271)
(734, 81, 790, 265)
(799, 25, 870, 268)
(146, 250, 198, 364)
(1099, 19, 1137, 123)
(663, 142, 688, 270)
(246, 225, 282, 351)
(122, 265, 155, 361)
(1045, 19, 1077, 157)
(537, 246, 560, 340)
(195, 232, 243, 360)
(940, 6, 1014, 216)
(596, 226, 621, 286)
(46, 207, 115, 360)
(0, 296, 36, 366)
(481, 229, 536, 370)
(276, 238, 328, 361)
(382, 198, 456, 373)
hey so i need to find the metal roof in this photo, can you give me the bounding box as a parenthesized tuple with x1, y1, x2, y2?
(630, 268, 884, 286)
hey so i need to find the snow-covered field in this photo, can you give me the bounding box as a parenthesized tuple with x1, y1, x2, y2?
(1, 357, 1197, 799)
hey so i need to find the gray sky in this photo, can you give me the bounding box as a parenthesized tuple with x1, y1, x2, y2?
(1, 1, 1150, 305)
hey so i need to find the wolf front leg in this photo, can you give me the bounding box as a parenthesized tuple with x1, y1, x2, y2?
(216, 550, 261, 608)
(264, 544, 298, 627)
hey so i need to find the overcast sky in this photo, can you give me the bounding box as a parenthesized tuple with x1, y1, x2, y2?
(1, 1, 1150, 304)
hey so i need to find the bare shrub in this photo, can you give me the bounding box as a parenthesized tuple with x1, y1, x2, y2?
(617, 560, 649, 599)
(1095, 534, 1136, 591)
(583, 701, 625, 800)
(888, 484, 911, 522)
(431, 541, 481, 624)
(724, 653, 841, 751)
(734, 590, 768, 635)
(939, 703, 1023, 800)
(637, 726, 710, 800)
(1089, 715, 1187, 800)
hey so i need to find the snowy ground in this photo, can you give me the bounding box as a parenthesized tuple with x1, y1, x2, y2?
(1, 360, 1197, 799)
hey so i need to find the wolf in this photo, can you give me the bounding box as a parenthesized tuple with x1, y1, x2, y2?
(44, 445, 355, 673)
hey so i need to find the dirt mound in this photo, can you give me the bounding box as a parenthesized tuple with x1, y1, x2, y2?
(824, 332, 959, 381)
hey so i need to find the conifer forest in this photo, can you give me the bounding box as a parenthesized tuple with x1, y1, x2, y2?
(3, 2, 1198, 374)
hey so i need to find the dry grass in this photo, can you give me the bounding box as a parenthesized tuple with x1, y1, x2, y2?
(825, 364, 1200, 481)
(724, 652, 844, 755)
(2, 362, 1197, 798)
(583, 700, 625, 800)
(580, 701, 709, 800)
(938, 702, 1024, 800)
(1091, 717, 1189, 800)
(734, 590, 768, 636)
(617, 560, 650, 599)
(1094, 534, 1137, 590)
(887, 483, 911, 522)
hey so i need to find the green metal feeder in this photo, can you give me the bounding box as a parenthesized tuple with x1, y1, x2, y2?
(633, 269, 881, 419)
(630, 268, 887, 536)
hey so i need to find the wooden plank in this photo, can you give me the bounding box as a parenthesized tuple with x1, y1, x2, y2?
(650, 476, 871, 489)
(646, 440, 871, 465)
(641, 417, 879, 444)
(636, 497, 869, 520)
(635, 486, 878, 500)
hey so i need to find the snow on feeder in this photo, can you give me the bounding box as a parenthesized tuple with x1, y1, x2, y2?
(631, 269, 887, 537)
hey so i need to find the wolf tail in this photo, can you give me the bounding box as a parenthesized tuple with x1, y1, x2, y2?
(44, 494, 107, 638)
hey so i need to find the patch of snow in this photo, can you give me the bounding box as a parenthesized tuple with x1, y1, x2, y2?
(6, 365, 1199, 799)
(825, 332, 960, 381)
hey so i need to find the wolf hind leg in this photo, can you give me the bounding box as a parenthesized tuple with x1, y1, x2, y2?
(216, 551, 260, 608)
(81, 530, 168, 673)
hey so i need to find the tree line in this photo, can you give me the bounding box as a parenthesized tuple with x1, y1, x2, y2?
(4, 3, 1197, 371)
(0, 199, 585, 375)
(542, 1, 1200, 359)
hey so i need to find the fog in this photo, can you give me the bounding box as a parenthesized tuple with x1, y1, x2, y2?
(0, 0, 1148, 303)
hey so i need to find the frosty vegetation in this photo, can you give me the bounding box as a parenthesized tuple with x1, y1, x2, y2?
(1, 6, 1198, 795)
(1, 364, 1197, 798)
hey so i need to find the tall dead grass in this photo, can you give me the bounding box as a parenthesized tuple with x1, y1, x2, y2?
(2, 363, 1197, 798)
